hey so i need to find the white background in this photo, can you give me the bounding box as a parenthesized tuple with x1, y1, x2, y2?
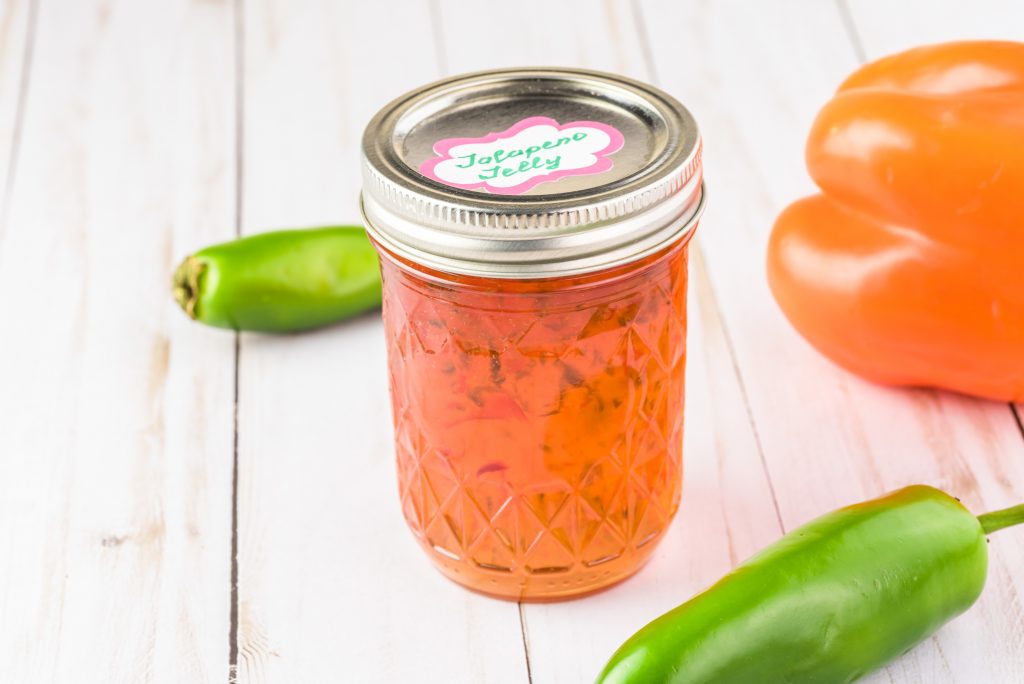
(0, 1, 1022, 682)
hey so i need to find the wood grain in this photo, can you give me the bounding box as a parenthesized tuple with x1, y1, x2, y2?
(0, 0, 237, 681)
(233, 1, 527, 682)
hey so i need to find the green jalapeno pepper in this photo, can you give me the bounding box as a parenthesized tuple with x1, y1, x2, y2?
(172, 226, 381, 333)
(597, 485, 1024, 684)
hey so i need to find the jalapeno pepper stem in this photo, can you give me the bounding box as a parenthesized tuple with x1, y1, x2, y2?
(978, 503, 1024, 535)
(172, 255, 204, 320)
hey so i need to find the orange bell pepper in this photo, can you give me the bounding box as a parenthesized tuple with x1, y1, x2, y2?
(768, 41, 1024, 401)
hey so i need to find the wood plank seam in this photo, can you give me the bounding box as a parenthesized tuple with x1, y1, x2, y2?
(0, 0, 38, 244)
(229, 332, 241, 684)
(836, 0, 868, 63)
(518, 603, 535, 684)
(1012, 405, 1024, 443)
(229, 0, 245, 681)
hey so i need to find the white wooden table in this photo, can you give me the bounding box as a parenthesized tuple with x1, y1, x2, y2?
(1, 1, 1022, 682)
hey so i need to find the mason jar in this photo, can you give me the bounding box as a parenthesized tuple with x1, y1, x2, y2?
(361, 68, 704, 600)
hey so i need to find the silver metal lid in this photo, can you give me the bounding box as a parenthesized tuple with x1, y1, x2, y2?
(360, 67, 704, 278)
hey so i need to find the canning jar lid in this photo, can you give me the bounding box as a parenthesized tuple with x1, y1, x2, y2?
(360, 67, 704, 279)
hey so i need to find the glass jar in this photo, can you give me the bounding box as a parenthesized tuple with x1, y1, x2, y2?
(361, 68, 704, 600)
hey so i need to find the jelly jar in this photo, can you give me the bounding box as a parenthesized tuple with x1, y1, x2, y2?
(361, 68, 704, 600)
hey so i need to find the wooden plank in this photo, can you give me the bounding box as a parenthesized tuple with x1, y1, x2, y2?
(434, 1, 784, 681)
(0, 0, 32, 227)
(0, 0, 236, 681)
(234, 2, 528, 682)
(639, 0, 1024, 681)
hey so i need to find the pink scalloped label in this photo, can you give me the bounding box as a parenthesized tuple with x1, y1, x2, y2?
(419, 116, 625, 195)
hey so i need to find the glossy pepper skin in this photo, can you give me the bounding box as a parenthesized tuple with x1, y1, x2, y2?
(767, 42, 1024, 401)
(173, 226, 382, 333)
(596, 485, 1024, 684)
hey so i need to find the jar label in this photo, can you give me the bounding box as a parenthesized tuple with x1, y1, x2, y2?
(419, 116, 625, 195)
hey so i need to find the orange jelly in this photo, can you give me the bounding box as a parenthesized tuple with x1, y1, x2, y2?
(362, 68, 704, 599)
(380, 242, 690, 598)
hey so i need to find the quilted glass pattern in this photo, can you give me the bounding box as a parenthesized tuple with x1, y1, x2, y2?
(379, 242, 690, 599)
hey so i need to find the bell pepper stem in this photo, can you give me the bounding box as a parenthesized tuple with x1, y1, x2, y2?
(978, 504, 1024, 535)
